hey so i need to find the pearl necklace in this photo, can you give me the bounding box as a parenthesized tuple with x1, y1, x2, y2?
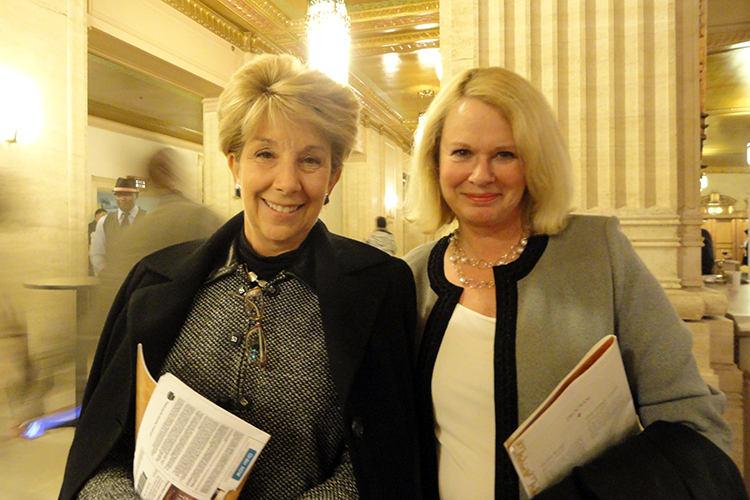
(449, 230, 528, 289)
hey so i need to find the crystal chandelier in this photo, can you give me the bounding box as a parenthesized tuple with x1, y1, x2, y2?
(306, 0, 351, 84)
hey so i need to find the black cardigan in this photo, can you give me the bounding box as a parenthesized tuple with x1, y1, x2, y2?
(59, 213, 421, 500)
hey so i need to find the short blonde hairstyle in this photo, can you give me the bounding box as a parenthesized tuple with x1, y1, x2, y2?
(405, 67, 574, 235)
(217, 54, 361, 171)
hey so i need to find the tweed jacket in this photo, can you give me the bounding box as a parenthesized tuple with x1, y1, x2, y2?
(59, 213, 421, 500)
(405, 214, 745, 500)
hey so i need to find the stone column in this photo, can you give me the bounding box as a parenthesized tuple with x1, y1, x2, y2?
(202, 97, 240, 221)
(440, 0, 704, 289)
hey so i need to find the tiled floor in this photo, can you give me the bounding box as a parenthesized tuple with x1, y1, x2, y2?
(0, 427, 74, 500)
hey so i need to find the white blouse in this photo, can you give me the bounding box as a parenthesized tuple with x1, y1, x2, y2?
(432, 304, 496, 499)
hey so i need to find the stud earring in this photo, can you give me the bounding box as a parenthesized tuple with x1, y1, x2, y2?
(235, 184, 241, 197)
(324, 194, 330, 205)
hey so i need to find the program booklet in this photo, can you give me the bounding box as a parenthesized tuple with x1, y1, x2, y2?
(504, 335, 641, 498)
(134, 344, 271, 500)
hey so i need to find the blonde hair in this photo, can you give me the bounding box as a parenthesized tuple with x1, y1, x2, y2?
(217, 54, 361, 171)
(404, 66, 573, 235)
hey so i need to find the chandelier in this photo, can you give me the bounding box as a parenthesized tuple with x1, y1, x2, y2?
(306, 0, 351, 84)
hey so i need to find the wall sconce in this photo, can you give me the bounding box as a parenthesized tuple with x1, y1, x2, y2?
(1, 66, 43, 144)
(384, 188, 398, 219)
(746, 142, 749, 165)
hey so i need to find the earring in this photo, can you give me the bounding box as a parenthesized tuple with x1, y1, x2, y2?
(235, 184, 241, 197)
(324, 194, 330, 205)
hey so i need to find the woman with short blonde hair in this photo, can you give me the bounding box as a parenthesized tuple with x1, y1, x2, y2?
(218, 53, 360, 172)
(61, 54, 421, 500)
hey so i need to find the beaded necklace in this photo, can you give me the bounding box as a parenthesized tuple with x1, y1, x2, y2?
(449, 229, 528, 289)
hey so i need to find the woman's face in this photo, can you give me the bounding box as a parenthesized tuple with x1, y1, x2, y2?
(438, 97, 526, 232)
(229, 120, 340, 256)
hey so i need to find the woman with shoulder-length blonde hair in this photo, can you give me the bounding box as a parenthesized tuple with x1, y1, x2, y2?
(404, 66, 745, 500)
(60, 54, 421, 500)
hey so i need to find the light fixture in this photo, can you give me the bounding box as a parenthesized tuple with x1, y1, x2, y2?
(0, 66, 43, 144)
(306, 0, 351, 84)
(700, 173, 708, 190)
(746, 142, 749, 165)
(385, 188, 398, 218)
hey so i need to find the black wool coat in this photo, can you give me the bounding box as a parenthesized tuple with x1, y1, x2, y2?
(59, 213, 421, 500)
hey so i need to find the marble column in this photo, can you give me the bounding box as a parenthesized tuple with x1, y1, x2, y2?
(440, 0, 704, 289)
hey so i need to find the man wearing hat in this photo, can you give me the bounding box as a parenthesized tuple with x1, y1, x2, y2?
(89, 177, 147, 276)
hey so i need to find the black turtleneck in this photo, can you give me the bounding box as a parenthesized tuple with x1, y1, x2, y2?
(235, 228, 318, 291)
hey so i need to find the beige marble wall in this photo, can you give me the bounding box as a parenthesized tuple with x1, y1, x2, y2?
(340, 123, 429, 256)
(0, 0, 88, 417)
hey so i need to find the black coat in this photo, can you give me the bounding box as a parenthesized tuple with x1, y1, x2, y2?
(59, 213, 421, 500)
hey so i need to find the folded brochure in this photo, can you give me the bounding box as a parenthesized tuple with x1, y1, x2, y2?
(135, 344, 271, 500)
(504, 335, 641, 498)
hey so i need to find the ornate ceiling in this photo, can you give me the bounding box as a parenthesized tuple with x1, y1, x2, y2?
(88, 0, 441, 149)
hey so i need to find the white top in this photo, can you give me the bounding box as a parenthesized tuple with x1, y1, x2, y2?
(432, 304, 496, 500)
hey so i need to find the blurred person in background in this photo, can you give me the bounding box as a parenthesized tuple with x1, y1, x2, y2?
(0, 180, 45, 438)
(87, 208, 107, 244)
(366, 215, 397, 256)
(82, 148, 225, 381)
(87, 208, 107, 276)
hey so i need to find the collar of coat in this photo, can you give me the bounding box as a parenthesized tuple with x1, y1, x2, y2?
(126, 211, 397, 408)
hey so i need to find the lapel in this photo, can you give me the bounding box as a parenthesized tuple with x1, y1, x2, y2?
(310, 222, 392, 409)
(126, 213, 242, 372)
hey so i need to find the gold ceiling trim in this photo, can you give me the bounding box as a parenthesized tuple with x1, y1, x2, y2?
(705, 107, 750, 116)
(354, 28, 438, 49)
(352, 31, 439, 56)
(704, 166, 750, 174)
(349, 1, 438, 24)
(286, 1, 439, 32)
(707, 24, 750, 49)
(162, 0, 288, 53)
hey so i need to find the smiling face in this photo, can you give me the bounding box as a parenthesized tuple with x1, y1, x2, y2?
(114, 192, 137, 213)
(439, 97, 527, 233)
(228, 120, 340, 256)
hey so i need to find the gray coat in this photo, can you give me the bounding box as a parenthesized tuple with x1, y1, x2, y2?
(405, 214, 741, 499)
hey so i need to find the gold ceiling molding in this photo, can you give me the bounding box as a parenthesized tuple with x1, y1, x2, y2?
(220, 0, 301, 48)
(352, 31, 438, 56)
(162, 0, 289, 53)
(349, 1, 438, 24)
(359, 111, 412, 152)
(706, 107, 750, 117)
(707, 23, 750, 49)
(286, 1, 439, 32)
(162, 0, 247, 47)
(704, 166, 750, 174)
